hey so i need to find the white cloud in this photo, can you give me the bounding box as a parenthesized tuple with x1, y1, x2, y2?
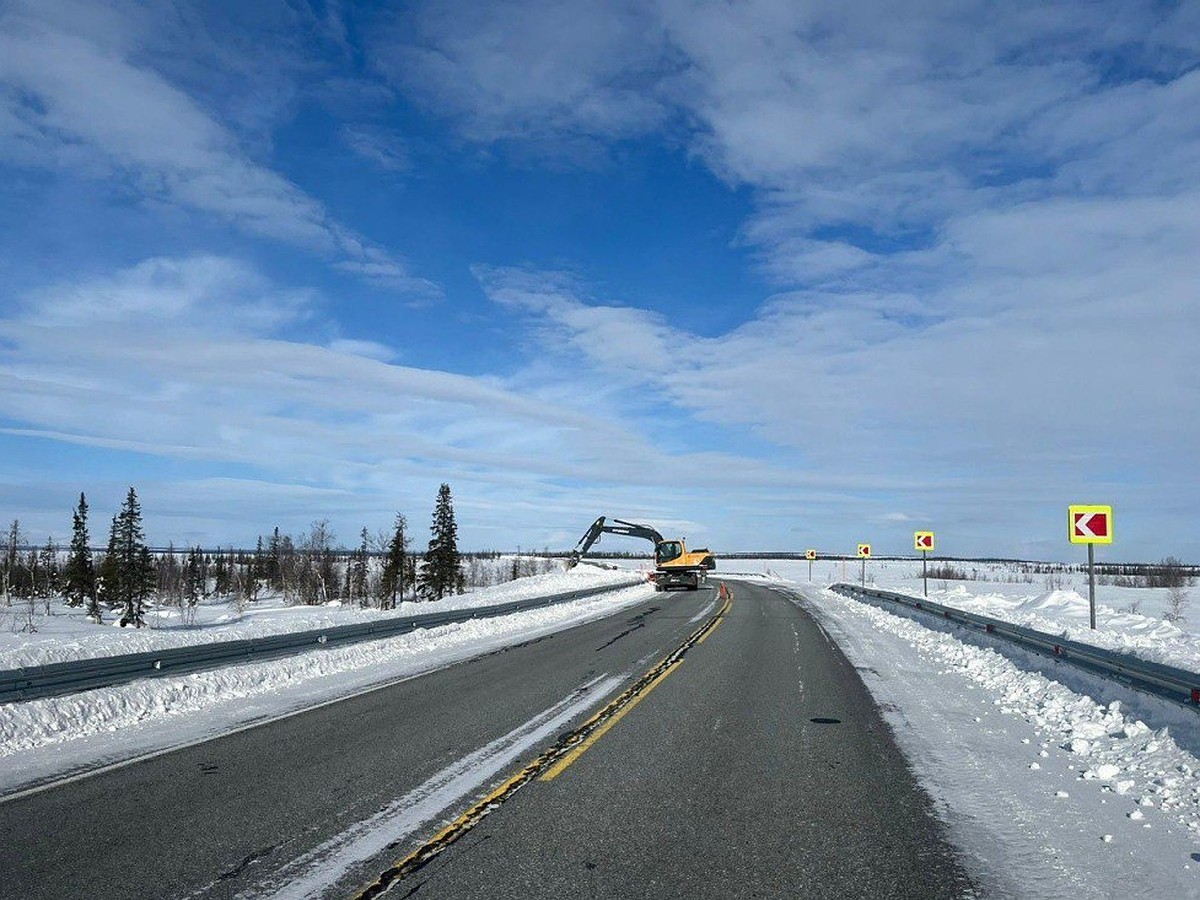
(379, 1, 1200, 284)
(340, 124, 410, 173)
(0, 1, 435, 298)
(0, 256, 814, 547)
(374, 1, 1200, 554)
(371, 0, 675, 151)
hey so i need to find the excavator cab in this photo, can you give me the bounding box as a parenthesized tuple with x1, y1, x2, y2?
(655, 541, 684, 565)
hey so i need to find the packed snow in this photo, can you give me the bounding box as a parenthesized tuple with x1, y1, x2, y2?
(724, 556, 1199, 672)
(0, 563, 643, 669)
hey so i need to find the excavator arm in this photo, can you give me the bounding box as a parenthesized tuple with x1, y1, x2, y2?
(566, 516, 664, 568)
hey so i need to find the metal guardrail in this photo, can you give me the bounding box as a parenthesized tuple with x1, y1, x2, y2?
(0, 579, 644, 704)
(829, 583, 1200, 710)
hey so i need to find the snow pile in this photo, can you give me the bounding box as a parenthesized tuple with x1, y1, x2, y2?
(735, 557, 1199, 674)
(0, 565, 642, 669)
(1019, 589, 1092, 617)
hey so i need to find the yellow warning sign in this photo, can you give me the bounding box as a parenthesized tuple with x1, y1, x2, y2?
(1069, 505, 1113, 545)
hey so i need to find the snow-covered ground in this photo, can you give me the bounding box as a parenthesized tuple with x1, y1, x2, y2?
(0, 565, 653, 796)
(736, 559, 1200, 898)
(4, 555, 1198, 895)
(724, 557, 1199, 672)
(0, 563, 644, 669)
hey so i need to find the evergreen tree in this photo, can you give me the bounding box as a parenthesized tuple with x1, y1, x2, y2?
(64, 493, 98, 619)
(351, 527, 370, 607)
(113, 487, 153, 627)
(183, 546, 205, 605)
(380, 512, 408, 609)
(2, 519, 22, 607)
(266, 527, 283, 592)
(97, 515, 120, 610)
(252, 535, 267, 584)
(213, 549, 231, 596)
(418, 484, 462, 601)
(180, 546, 204, 625)
(37, 537, 59, 601)
(159, 541, 181, 606)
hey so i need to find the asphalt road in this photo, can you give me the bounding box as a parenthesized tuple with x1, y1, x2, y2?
(0, 580, 975, 899)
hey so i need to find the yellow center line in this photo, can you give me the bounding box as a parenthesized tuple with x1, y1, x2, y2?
(351, 588, 733, 899)
(540, 659, 683, 781)
(696, 609, 728, 644)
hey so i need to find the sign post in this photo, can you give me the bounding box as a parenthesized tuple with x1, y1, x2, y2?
(914, 531, 935, 597)
(806, 549, 816, 582)
(856, 543, 871, 586)
(1068, 505, 1113, 630)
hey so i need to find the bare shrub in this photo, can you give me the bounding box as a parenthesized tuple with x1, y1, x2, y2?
(1164, 586, 1190, 624)
(927, 564, 970, 581)
(1147, 557, 1194, 589)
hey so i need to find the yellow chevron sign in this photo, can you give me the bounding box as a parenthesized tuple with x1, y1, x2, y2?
(1069, 505, 1113, 545)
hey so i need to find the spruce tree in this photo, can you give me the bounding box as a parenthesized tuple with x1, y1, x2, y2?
(418, 484, 462, 601)
(352, 527, 370, 607)
(98, 515, 120, 610)
(113, 487, 153, 627)
(37, 537, 60, 603)
(2, 519, 21, 607)
(213, 549, 231, 596)
(266, 527, 283, 592)
(184, 546, 205, 605)
(380, 512, 408, 609)
(252, 535, 266, 584)
(64, 493, 99, 619)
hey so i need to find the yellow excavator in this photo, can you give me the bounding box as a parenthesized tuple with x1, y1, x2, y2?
(565, 516, 716, 591)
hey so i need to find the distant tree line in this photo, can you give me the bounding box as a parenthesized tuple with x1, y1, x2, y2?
(0, 482, 565, 630)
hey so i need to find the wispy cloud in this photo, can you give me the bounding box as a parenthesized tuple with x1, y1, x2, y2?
(371, 0, 676, 158)
(3, 1, 1198, 557)
(340, 124, 410, 173)
(0, 1, 434, 297)
(0, 256, 807, 546)
(376, 1, 1200, 555)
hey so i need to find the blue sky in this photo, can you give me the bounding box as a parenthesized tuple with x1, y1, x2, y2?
(1, 0, 1198, 561)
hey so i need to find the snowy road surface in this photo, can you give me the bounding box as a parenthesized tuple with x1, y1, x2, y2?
(0, 581, 969, 899)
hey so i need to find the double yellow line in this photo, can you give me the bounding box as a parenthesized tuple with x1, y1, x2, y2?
(353, 588, 733, 898)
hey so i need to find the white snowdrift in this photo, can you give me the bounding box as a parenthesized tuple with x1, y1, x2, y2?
(0, 565, 643, 669)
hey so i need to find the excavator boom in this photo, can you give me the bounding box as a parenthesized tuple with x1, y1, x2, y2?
(566, 516, 663, 568)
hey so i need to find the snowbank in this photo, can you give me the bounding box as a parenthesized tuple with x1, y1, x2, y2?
(0, 565, 641, 670)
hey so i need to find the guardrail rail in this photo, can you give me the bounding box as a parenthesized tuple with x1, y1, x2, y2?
(0, 578, 645, 704)
(828, 583, 1200, 710)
